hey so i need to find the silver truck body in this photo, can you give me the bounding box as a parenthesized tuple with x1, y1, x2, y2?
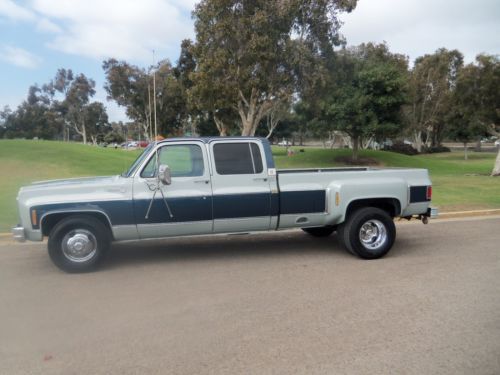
(13, 137, 434, 244)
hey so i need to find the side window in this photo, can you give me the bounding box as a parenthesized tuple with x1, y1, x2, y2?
(213, 143, 264, 175)
(141, 144, 204, 178)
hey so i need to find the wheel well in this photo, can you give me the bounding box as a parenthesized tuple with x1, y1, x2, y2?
(345, 198, 401, 219)
(41, 212, 113, 238)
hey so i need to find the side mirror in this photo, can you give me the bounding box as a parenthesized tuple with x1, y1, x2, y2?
(158, 164, 172, 185)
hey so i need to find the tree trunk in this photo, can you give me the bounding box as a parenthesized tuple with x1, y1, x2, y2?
(492, 148, 500, 176)
(413, 130, 423, 153)
(463, 142, 468, 160)
(237, 88, 273, 136)
(213, 115, 227, 136)
(82, 126, 87, 144)
(352, 136, 359, 162)
(475, 137, 481, 152)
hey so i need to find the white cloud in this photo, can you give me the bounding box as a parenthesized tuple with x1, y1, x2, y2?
(30, 0, 195, 61)
(36, 17, 61, 33)
(0, 45, 42, 68)
(0, 0, 35, 21)
(339, 0, 500, 63)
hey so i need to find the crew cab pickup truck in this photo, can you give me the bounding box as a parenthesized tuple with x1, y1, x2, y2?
(13, 137, 437, 272)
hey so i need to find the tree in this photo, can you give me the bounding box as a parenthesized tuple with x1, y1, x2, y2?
(103, 59, 153, 139)
(320, 43, 408, 161)
(404, 49, 463, 151)
(189, 0, 357, 136)
(103, 58, 187, 138)
(62, 74, 97, 144)
(85, 102, 110, 144)
(471, 55, 500, 176)
(0, 86, 62, 140)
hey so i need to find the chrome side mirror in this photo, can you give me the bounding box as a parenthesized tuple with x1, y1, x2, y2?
(158, 164, 172, 185)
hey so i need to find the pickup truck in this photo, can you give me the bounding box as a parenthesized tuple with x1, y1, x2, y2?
(12, 137, 437, 272)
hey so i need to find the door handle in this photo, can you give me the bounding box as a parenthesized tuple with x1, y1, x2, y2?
(194, 179, 210, 184)
(253, 177, 268, 182)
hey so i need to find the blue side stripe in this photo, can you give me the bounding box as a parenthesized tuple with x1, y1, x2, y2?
(31, 189, 327, 229)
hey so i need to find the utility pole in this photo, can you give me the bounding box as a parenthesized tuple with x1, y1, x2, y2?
(153, 49, 158, 141)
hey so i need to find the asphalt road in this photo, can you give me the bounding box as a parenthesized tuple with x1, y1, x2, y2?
(1, 217, 499, 375)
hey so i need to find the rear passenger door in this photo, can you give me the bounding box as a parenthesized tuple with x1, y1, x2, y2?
(210, 140, 272, 233)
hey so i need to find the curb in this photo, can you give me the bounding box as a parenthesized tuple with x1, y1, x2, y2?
(1, 209, 500, 239)
(435, 209, 500, 219)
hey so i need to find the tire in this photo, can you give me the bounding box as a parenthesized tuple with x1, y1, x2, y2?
(47, 215, 111, 273)
(337, 207, 396, 259)
(302, 226, 336, 237)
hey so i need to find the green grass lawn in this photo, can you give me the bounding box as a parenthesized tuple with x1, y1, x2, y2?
(0, 139, 498, 232)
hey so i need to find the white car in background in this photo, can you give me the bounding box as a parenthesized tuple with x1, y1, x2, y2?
(278, 139, 292, 147)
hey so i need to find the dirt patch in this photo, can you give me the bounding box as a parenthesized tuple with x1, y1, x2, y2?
(334, 155, 381, 166)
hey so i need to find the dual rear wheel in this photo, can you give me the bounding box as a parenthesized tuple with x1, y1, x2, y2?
(302, 207, 396, 259)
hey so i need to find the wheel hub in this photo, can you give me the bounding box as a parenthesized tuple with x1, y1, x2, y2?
(359, 220, 387, 251)
(62, 230, 97, 262)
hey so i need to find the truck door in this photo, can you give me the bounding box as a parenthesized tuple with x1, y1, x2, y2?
(133, 141, 213, 239)
(209, 140, 272, 233)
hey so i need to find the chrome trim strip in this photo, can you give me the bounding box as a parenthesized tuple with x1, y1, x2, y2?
(136, 220, 213, 227)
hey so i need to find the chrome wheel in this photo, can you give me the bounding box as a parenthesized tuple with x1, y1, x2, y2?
(61, 229, 97, 262)
(359, 219, 387, 251)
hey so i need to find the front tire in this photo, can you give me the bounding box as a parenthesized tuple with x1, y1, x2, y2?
(338, 207, 395, 259)
(48, 215, 111, 273)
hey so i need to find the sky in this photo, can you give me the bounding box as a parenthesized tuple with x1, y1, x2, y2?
(0, 0, 499, 122)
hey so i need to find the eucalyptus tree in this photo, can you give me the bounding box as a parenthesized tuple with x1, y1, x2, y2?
(317, 43, 408, 161)
(103, 58, 188, 138)
(189, 0, 357, 136)
(404, 49, 463, 151)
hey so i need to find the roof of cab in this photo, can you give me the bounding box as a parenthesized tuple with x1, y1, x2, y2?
(157, 136, 269, 145)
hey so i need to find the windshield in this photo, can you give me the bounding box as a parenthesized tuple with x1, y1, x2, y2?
(122, 144, 154, 177)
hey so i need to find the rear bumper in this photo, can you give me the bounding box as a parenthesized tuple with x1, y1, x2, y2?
(12, 226, 26, 242)
(426, 207, 439, 219)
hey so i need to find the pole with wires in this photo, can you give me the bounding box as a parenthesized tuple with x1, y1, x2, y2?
(152, 49, 158, 142)
(148, 81, 152, 141)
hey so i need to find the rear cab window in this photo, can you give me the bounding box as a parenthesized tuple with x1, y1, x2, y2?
(213, 142, 263, 175)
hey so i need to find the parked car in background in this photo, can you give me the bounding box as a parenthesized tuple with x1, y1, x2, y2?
(278, 139, 292, 147)
(138, 141, 149, 148)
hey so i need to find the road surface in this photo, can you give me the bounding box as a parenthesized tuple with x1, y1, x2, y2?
(1, 217, 499, 374)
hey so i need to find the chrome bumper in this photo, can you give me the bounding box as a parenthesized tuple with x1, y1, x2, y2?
(12, 226, 26, 242)
(426, 207, 439, 219)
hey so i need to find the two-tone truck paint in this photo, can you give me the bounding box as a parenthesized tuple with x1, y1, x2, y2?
(13, 137, 437, 272)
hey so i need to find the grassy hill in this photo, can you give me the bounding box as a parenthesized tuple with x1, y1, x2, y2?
(1, 139, 499, 232)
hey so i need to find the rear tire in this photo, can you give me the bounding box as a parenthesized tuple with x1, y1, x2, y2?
(338, 207, 395, 259)
(48, 215, 111, 273)
(302, 226, 336, 237)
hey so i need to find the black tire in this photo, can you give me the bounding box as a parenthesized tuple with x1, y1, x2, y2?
(47, 215, 111, 273)
(302, 226, 336, 237)
(337, 207, 396, 259)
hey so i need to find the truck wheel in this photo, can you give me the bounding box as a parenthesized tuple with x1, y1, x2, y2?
(47, 215, 110, 273)
(338, 207, 395, 259)
(302, 226, 336, 237)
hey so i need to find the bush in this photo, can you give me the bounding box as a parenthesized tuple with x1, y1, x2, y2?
(384, 142, 419, 155)
(422, 145, 451, 153)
